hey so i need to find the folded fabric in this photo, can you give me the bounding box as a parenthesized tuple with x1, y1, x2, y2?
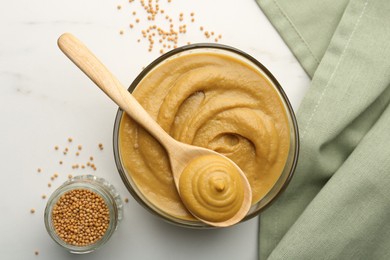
(255, 0, 390, 259)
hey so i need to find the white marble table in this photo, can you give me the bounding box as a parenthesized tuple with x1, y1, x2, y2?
(0, 0, 309, 259)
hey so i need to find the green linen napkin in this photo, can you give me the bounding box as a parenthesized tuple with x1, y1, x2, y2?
(255, 0, 390, 259)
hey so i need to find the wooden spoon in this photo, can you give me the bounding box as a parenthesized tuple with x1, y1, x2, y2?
(57, 33, 252, 227)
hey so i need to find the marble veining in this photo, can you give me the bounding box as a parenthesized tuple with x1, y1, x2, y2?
(0, 0, 309, 259)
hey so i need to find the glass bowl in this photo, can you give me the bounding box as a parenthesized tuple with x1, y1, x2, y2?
(113, 43, 299, 228)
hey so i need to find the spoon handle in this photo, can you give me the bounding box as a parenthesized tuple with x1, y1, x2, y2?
(57, 33, 175, 148)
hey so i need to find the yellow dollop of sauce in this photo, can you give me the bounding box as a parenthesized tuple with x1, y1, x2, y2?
(119, 51, 290, 221)
(179, 154, 245, 223)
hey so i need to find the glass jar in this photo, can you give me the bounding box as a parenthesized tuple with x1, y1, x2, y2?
(44, 175, 123, 254)
(113, 43, 299, 228)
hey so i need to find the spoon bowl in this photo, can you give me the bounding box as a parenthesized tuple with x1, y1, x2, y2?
(57, 33, 252, 227)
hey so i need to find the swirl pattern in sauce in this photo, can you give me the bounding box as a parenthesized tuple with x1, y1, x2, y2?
(179, 154, 245, 222)
(119, 52, 290, 221)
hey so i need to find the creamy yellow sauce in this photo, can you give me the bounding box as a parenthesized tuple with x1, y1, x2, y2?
(179, 154, 245, 223)
(119, 51, 290, 221)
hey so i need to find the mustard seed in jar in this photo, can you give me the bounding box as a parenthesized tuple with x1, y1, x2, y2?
(51, 189, 110, 247)
(44, 175, 123, 254)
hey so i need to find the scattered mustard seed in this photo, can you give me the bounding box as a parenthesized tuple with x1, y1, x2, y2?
(90, 164, 96, 169)
(34, 250, 39, 256)
(37, 168, 42, 173)
(42, 194, 47, 199)
(54, 146, 59, 150)
(30, 208, 35, 214)
(68, 138, 72, 143)
(124, 198, 129, 203)
(116, 2, 222, 53)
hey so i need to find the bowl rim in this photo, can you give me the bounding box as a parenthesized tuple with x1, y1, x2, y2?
(112, 43, 300, 227)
